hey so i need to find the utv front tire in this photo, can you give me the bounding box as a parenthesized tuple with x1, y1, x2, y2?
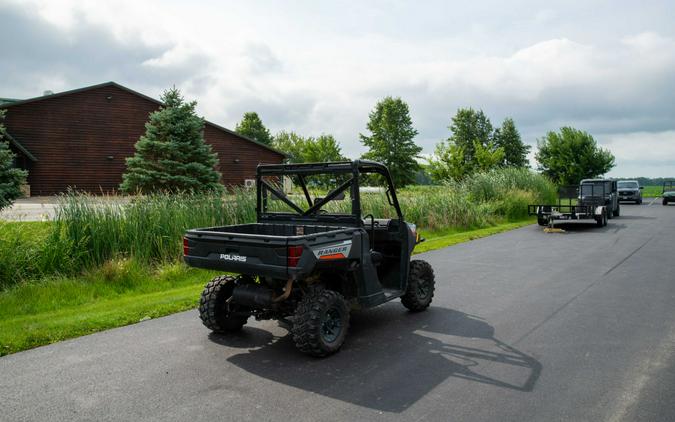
(402, 260, 435, 312)
(292, 289, 350, 357)
(664, 198, 669, 206)
(199, 276, 248, 333)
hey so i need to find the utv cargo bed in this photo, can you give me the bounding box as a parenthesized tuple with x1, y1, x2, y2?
(184, 223, 360, 280)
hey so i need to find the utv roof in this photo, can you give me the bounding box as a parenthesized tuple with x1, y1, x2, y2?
(257, 160, 390, 175)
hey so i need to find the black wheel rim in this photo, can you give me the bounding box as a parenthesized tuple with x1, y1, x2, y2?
(321, 307, 342, 343)
(417, 278, 431, 299)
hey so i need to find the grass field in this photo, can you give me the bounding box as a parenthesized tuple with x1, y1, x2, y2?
(641, 185, 663, 198)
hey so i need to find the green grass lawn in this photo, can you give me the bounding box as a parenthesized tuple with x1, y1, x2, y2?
(641, 185, 663, 198)
(0, 218, 534, 356)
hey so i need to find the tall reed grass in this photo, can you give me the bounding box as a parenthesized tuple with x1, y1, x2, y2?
(1, 168, 555, 289)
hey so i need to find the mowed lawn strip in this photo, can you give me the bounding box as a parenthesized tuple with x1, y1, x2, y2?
(0, 219, 533, 356)
(415, 219, 535, 254)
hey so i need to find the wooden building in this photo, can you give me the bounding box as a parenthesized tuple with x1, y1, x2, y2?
(0, 82, 285, 196)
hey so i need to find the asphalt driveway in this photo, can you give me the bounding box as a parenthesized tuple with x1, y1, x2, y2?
(1, 201, 674, 421)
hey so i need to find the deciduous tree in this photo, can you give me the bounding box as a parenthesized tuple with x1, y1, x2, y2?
(494, 118, 530, 167)
(360, 97, 421, 187)
(536, 127, 615, 185)
(235, 112, 273, 146)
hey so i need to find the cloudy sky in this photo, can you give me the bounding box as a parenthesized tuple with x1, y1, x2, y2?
(2, 0, 675, 177)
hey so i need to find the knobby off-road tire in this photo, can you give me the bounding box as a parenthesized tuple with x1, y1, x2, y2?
(199, 276, 249, 333)
(292, 289, 350, 357)
(402, 260, 435, 312)
(613, 203, 620, 217)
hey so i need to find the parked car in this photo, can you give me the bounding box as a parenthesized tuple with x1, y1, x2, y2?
(663, 181, 675, 205)
(617, 180, 643, 204)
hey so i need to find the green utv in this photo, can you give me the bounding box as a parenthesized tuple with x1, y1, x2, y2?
(183, 161, 435, 357)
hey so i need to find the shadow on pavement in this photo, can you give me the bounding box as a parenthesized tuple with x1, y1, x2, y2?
(216, 306, 541, 413)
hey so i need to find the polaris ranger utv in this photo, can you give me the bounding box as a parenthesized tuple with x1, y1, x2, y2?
(183, 161, 435, 357)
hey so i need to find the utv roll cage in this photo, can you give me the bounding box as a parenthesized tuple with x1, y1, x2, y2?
(256, 160, 403, 227)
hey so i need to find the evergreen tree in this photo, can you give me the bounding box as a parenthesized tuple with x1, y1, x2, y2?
(120, 88, 223, 194)
(536, 127, 615, 185)
(360, 97, 421, 187)
(235, 112, 273, 146)
(494, 118, 530, 167)
(0, 110, 28, 210)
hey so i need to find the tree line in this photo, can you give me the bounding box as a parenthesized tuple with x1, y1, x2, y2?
(0, 87, 619, 207)
(234, 97, 615, 188)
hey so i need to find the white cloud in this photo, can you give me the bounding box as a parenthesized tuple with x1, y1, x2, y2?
(2, 0, 675, 176)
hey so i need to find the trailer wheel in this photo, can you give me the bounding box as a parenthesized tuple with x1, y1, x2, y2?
(292, 289, 350, 357)
(402, 260, 435, 312)
(596, 210, 607, 227)
(199, 276, 249, 333)
(613, 203, 620, 217)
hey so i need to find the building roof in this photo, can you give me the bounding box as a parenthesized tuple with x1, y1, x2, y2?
(0, 98, 21, 105)
(0, 81, 286, 158)
(3, 131, 38, 162)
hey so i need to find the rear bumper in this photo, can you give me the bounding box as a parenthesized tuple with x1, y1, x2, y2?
(183, 255, 311, 280)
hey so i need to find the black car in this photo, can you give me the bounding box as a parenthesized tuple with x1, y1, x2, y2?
(617, 180, 643, 204)
(183, 161, 435, 357)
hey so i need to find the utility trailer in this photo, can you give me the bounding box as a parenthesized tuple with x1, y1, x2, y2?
(528, 182, 612, 228)
(183, 160, 435, 357)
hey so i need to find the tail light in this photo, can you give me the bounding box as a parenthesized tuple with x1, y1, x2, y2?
(183, 237, 189, 256)
(287, 245, 303, 267)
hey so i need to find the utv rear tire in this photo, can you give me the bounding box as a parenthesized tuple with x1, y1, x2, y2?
(292, 289, 350, 357)
(402, 260, 435, 312)
(199, 276, 248, 333)
(613, 203, 620, 217)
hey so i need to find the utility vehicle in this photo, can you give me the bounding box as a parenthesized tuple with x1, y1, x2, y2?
(183, 161, 435, 357)
(663, 181, 675, 205)
(617, 180, 643, 204)
(528, 179, 619, 228)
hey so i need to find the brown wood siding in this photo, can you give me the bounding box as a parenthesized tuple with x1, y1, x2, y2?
(2, 85, 284, 195)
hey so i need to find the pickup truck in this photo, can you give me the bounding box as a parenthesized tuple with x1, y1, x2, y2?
(183, 160, 435, 357)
